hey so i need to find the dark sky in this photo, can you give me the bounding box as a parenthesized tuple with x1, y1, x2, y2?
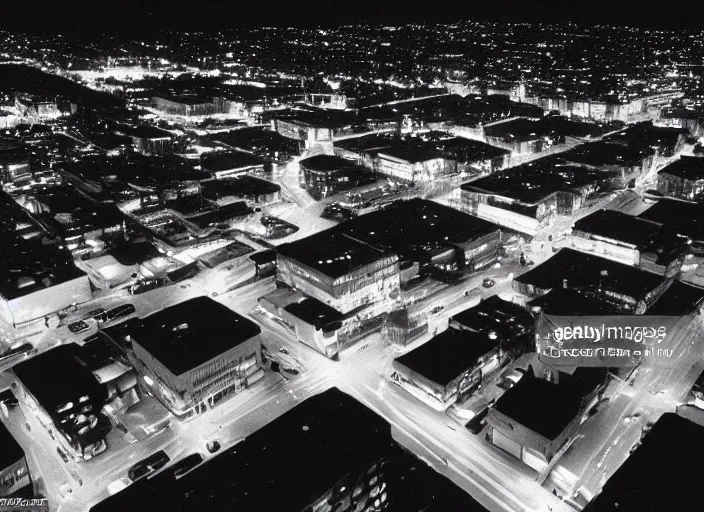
(2, 0, 703, 35)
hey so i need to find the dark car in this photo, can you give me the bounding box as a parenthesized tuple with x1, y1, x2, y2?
(107, 304, 136, 322)
(127, 450, 170, 482)
(466, 407, 491, 435)
(171, 453, 204, 479)
(68, 320, 91, 335)
(82, 308, 107, 322)
(0, 344, 35, 363)
(206, 441, 221, 454)
(482, 278, 495, 288)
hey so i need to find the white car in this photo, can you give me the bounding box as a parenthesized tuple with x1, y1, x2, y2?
(107, 478, 131, 496)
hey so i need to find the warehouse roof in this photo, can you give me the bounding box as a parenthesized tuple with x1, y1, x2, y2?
(561, 141, 654, 167)
(514, 248, 663, 298)
(572, 209, 662, 248)
(394, 328, 499, 387)
(461, 157, 608, 204)
(583, 413, 704, 511)
(638, 198, 704, 242)
(90, 387, 487, 512)
(129, 296, 261, 376)
(657, 156, 704, 180)
(493, 368, 607, 440)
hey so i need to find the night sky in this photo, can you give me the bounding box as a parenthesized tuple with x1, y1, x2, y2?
(1, 0, 702, 35)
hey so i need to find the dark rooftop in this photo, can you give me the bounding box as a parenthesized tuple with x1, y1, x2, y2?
(128, 297, 261, 376)
(154, 94, 213, 105)
(90, 388, 486, 512)
(561, 141, 654, 167)
(515, 248, 664, 299)
(377, 143, 446, 163)
(12, 344, 108, 419)
(484, 116, 604, 141)
(200, 150, 266, 172)
(461, 157, 608, 204)
(529, 288, 623, 316)
(299, 154, 357, 171)
(0, 417, 24, 469)
(333, 132, 397, 153)
(200, 175, 280, 201)
(395, 328, 499, 387)
(450, 295, 533, 343)
(284, 297, 344, 329)
(493, 368, 607, 440)
(277, 229, 393, 279)
(416, 132, 510, 161)
(572, 209, 662, 248)
(643, 279, 704, 316)
(638, 198, 704, 242)
(657, 155, 704, 181)
(108, 242, 160, 266)
(583, 413, 704, 512)
(118, 124, 174, 140)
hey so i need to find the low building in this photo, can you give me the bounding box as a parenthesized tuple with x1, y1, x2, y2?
(570, 209, 687, 273)
(116, 125, 175, 156)
(277, 230, 401, 315)
(90, 388, 488, 512)
(487, 367, 607, 472)
(0, 421, 30, 497)
(604, 121, 685, 158)
(392, 328, 502, 410)
(298, 154, 376, 200)
(454, 158, 608, 234)
(0, 144, 31, 185)
(200, 150, 267, 179)
(259, 288, 344, 359)
(14, 93, 67, 121)
(657, 156, 704, 201)
(110, 297, 263, 420)
(152, 96, 224, 117)
(12, 345, 112, 462)
(200, 176, 281, 204)
(659, 107, 704, 137)
(376, 144, 454, 183)
(560, 141, 655, 189)
(513, 248, 669, 313)
(416, 132, 511, 173)
(583, 413, 704, 511)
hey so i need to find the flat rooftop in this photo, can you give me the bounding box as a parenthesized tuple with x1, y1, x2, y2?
(153, 94, 213, 105)
(450, 295, 533, 339)
(284, 296, 344, 329)
(485, 116, 604, 141)
(277, 229, 393, 279)
(377, 143, 446, 163)
(200, 150, 266, 172)
(12, 344, 108, 417)
(493, 368, 607, 440)
(339, 198, 501, 263)
(395, 328, 499, 387)
(529, 288, 624, 316)
(128, 296, 261, 376)
(333, 132, 397, 153)
(657, 155, 704, 180)
(515, 248, 663, 298)
(90, 388, 487, 511)
(0, 417, 25, 469)
(638, 199, 704, 242)
(461, 157, 607, 204)
(572, 209, 662, 247)
(583, 413, 704, 511)
(299, 154, 358, 171)
(561, 141, 654, 167)
(119, 124, 174, 139)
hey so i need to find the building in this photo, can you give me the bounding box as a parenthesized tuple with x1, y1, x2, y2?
(200, 176, 281, 205)
(200, 150, 267, 179)
(299, 154, 376, 200)
(12, 345, 112, 462)
(375, 144, 454, 183)
(560, 141, 655, 189)
(0, 144, 31, 185)
(659, 107, 704, 137)
(583, 413, 704, 511)
(392, 328, 502, 410)
(0, 421, 30, 497)
(277, 230, 401, 315)
(108, 297, 263, 420)
(152, 96, 224, 117)
(14, 93, 67, 121)
(657, 156, 704, 201)
(487, 367, 607, 472)
(454, 158, 608, 234)
(116, 125, 175, 156)
(513, 248, 670, 313)
(0, 192, 92, 329)
(90, 388, 488, 512)
(258, 288, 344, 359)
(570, 209, 687, 273)
(603, 121, 685, 158)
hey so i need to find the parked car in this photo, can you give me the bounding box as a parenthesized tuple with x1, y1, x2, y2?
(171, 453, 204, 479)
(82, 308, 107, 322)
(466, 407, 491, 434)
(68, 320, 91, 335)
(106, 304, 136, 323)
(482, 278, 496, 288)
(0, 390, 18, 408)
(0, 343, 35, 363)
(128, 450, 170, 482)
(206, 441, 221, 454)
